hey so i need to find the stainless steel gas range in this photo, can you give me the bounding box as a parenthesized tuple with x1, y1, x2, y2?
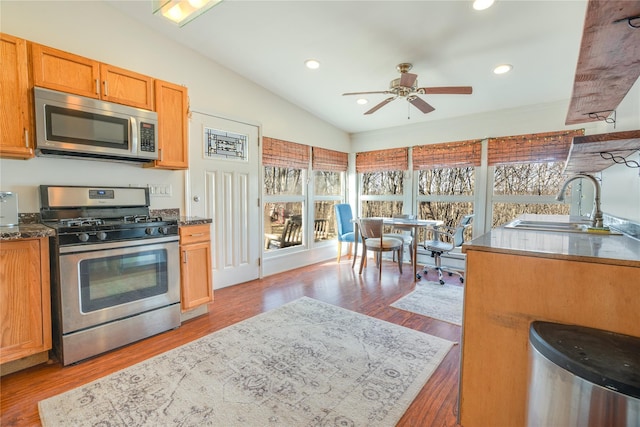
(40, 185, 181, 365)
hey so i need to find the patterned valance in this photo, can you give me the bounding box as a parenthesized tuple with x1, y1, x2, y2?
(356, 148, 408, 173)
(263, 137, 310, 168)
(413, 139, 482, 170)
(488, 129, 585, 166)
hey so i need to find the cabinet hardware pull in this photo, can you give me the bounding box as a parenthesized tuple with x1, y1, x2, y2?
(103, 80, 108, 96)
(24, 129, 29, 148)
(183, 251, 187, 263)
(95, 79, 99, 95)
(190, 233, 204, 237)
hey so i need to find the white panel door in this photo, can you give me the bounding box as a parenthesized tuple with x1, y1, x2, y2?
(188, 112, 260, 288)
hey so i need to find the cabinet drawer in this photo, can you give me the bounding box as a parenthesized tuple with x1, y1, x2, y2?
(179, 224, 211, 245)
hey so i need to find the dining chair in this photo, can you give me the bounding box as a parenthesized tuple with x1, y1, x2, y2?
(421, 214, 474, 284)
(385, 214, 415, 265)
(358, 218, 404, 278)
(334, 204, 360, 262)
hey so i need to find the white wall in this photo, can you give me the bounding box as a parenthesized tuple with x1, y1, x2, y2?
(0, 0, 350, 214)
(351, 81, 640, 223)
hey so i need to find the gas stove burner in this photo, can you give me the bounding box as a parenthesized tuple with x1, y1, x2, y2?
(60, 217, 105, 227)
(122, 215, 162, 224)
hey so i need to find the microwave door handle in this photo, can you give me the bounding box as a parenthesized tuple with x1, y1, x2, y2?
(130, 117, 138, 154)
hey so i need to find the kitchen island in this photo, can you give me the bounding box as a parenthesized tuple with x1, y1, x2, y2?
(459, 214, 640, 427)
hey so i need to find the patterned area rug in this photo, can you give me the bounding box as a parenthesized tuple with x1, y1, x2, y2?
(39, 297, 454, 427)
(391, 282, 464, 326)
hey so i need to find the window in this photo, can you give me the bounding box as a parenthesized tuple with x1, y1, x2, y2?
(312, 147, 347, 243)
(263, 138, 308, 252)
(413, 140, 480, 241)
(488, 130, 583, 227)
(492, 162, 569, 227)
(357, 148, 408, 220)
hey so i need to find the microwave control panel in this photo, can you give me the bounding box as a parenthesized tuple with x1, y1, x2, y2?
(139, 122, 156, 153)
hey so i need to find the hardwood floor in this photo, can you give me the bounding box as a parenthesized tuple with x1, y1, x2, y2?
(1, 259, 463, 427)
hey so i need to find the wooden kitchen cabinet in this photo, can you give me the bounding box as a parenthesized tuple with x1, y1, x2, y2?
(151, 80, 189, 170)
(0, 238, 52, 364)
(0, 33, 35, 159)
(459, 249, 640, 427)
(179, 224, 213, 311)
(31, 43, 153, 110)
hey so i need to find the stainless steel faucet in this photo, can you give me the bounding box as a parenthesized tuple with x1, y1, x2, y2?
(555, 173, 604, 228)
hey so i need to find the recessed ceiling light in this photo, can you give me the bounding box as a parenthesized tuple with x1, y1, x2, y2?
(356, 98, 368, 105)
(473, 0, 495, 11)
(493, 64, 513, 74)
(305, 59, 320, 70)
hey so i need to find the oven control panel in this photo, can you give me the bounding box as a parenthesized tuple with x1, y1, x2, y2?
(89, 189, 115, 199)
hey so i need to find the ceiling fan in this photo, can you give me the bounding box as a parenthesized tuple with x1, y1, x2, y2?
(342, 63, 473, 115)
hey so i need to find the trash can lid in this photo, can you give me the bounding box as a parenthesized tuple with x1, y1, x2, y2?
(530, 322, 640, 399)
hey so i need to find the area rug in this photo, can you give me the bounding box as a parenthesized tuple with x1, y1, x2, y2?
(38, 297, 455, 427)
(390, 282, 464, 326)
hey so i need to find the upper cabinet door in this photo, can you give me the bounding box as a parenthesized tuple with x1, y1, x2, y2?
(153, 79, 189, 170)
(100, 64, 153, 110)
(0, 33, 34, 159)
(31, 43, 154, 110)
(31, 43, 100, 99)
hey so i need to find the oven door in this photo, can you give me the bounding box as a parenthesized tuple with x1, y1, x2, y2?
(58, 236, 179, 334)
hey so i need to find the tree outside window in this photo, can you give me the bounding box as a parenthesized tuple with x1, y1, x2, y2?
(417, 166, 475, 242)
(492, 161, 569, 228)
(263, 166, 305, 251)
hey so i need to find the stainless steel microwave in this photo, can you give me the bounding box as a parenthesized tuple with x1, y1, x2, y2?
(34, 87, 158, 163)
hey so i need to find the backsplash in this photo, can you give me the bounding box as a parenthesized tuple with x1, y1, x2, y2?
(18, 213, 41, 224)
(605, 213, 640, 241)
(150, 208, 180, 220)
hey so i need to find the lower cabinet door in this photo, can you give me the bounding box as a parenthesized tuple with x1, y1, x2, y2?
(180, 241, 213, 311)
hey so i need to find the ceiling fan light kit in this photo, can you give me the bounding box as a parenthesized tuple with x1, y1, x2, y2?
(342, 63, 473, 115)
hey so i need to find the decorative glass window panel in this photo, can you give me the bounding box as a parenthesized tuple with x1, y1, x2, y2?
(203, 127, 247, 161)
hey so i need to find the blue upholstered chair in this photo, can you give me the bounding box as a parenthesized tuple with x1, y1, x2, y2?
(334, 204, 360, 263)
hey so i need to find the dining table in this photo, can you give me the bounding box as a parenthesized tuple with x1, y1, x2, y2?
(352, 217, 444, 281)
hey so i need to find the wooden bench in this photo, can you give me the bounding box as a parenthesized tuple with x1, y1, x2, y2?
(265, 216, 302, 249)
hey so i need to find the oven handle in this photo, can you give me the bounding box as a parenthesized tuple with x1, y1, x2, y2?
(59, 235, 179, 254)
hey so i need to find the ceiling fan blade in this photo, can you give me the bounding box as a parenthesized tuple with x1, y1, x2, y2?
(400, 72, 418, 88)
(408, 96, 435, 114)
(418, 86, 473, 95)
(364, 97, 396, 115)
(342, 91, 391, 96)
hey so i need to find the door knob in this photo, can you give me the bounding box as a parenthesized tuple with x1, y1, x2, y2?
(193, 196, 200, 202)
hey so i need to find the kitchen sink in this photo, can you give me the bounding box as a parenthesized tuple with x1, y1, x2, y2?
(504, 219, 622, 235)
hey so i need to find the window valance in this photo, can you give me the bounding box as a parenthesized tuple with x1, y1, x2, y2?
(356, 148, 408, 173)
(488, 129, 584, 166)
(413, 139, 482, 170)
(263, 137, 310, 169)
(312, 147, 348, 172)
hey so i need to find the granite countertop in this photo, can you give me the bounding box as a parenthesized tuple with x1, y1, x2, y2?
(0, 223, 56, 240)
(177, 217, 212, 226)
(463, 215, 640, 268)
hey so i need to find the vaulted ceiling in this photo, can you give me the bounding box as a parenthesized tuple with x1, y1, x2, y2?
(108, 1, 590, 134)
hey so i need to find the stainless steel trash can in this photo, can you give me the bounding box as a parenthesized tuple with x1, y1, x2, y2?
(526, 322, 640, 427)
